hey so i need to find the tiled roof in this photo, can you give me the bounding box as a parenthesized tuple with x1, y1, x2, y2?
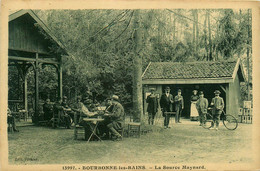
(142, 60, 238, 80)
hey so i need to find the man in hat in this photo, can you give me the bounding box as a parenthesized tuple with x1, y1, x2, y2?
(174, 89, 184, 123)
(210, 90, 224, 130)
(61, 96, 73, 129)
(196, 91, 208, 126)
(105, 95, 125, 141)
(160, 86, 174, 129)
(146, 88, 159, 125)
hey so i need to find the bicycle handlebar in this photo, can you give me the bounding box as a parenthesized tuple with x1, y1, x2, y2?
(207, 107, 226, 114)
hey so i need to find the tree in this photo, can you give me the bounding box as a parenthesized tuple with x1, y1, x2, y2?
(132, 10, 143, 122)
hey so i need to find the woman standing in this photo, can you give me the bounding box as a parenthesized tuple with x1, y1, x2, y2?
(190, 90, 199, 121)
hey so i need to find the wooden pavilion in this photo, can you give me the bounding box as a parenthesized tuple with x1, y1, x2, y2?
(8, 10, 68, 123)
(142, 59, 246, 118)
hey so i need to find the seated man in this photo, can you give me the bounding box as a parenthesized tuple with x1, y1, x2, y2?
(105, 98, 114, 113)
(96, 98, 114, 140)
(72, 96, 97, 125)
(104, 95, 125, 141)
(7, 108, 19, 132)
(43, 98, 53, 121)
(61, 96, 74, 129)
(72, 96, 93, 123)
(53, 97, 71, 129)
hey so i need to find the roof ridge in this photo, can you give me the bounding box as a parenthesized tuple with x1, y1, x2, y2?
(151, 59, 238, 64)
(142, 58, 241, 80)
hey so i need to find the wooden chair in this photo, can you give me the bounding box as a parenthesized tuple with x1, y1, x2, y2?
(127, 122, 141, 138)
(74, 112, 85, 140)
(127, 116, 141, 138)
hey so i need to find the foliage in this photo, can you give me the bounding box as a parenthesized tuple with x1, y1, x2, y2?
(8, 9, 252, 112)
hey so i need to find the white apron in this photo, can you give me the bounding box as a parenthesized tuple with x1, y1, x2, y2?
(190, 102, 199, 117)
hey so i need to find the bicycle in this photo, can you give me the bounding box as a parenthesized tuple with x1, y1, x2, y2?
(202, 107, 238, 130)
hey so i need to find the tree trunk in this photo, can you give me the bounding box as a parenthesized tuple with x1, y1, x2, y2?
(204, 12, 208, 60)
(132, 9, 143, 122)
(216, 20, 219, 61)
(173, 14, 176, 45)
(192, 10, 196, 58)
(247, 9, 250, 100)
(207, 10, 213, 61)
(195, 10, 199, 59)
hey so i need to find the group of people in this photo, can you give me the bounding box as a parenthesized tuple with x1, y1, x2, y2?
(43, 95, 125, 141)
(196, 90, 224, 130)
(146, 86, 184, 128)
(146, 86, 224, 130)
(160, 87, 184, 129)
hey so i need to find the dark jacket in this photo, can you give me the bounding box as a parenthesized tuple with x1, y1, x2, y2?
(43, 103, 53, 114)
(110, 102, 125, 124)
(196, 97, 208, 113)
(174, 95, 184, 110)
(146, 94, 158, 113)
(53, 102, 63, 117)
(211, 96, 224, 113)
(160, 93, 174, 112)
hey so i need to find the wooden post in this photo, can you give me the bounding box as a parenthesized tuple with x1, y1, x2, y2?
(34, 53, 39, 123)
(23, 75, 28, 111)
(226, 84, 230, 115)
(58, 64, 63, 99)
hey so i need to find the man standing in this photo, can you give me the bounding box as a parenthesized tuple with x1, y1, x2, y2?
(210, 90, 224, 131)
(174, 89, 184, 123)
(160, 86, 174, 129)
(146, 88, 158, 125)
(105, 95, 125, 141)
(196, 91, 208, 126)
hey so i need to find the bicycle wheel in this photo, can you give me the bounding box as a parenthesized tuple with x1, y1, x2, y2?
(202, 113, 214, 129)
(223, 114, 238, 130)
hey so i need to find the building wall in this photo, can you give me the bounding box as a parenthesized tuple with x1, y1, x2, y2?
(9, 15, 50, 54)
(228, 74, 242, 118)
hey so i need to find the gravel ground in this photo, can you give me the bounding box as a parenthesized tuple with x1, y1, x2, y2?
(8, 119, 253, 164)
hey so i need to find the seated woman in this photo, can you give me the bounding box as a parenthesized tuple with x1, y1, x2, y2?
(7, 108, 19, 132)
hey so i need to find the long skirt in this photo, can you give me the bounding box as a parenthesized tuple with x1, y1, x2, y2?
(190, 102, 199, 119)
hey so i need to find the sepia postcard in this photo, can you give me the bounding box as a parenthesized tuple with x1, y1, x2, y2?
(0, 0, 260, 171)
